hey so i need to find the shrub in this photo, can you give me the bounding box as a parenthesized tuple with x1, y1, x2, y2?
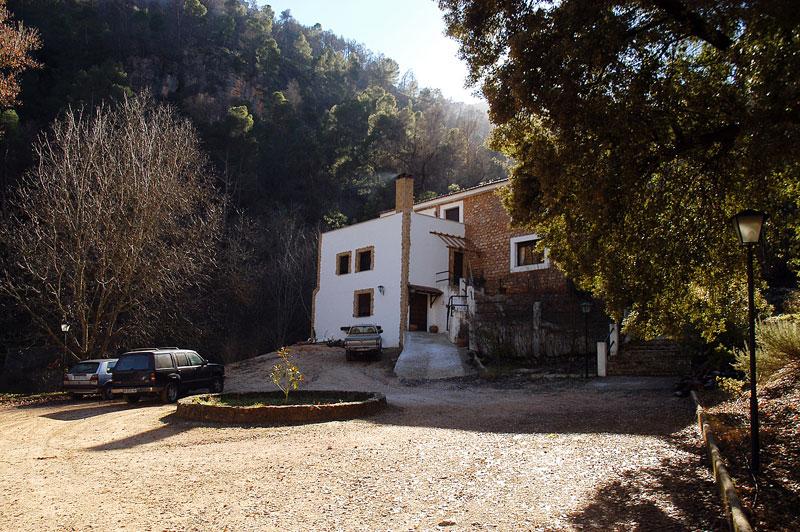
(783, 291, 800, 314)
(734, 318, 800, 383)
(716, 376, 746, 397)
(270, 347, 304, 403)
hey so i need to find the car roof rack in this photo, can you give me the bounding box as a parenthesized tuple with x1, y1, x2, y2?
(157, 347, 180, 350)
(128, 347, 157, 352)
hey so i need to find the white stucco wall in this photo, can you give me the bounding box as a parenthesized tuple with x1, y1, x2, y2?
(313, 213, 403, 347)
(408, 213, 465, 333)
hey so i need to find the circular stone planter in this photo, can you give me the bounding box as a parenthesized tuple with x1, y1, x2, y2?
(176, 391, 387, 424)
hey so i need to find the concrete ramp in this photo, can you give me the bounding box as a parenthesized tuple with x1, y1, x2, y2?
(394, 332, 476, 381)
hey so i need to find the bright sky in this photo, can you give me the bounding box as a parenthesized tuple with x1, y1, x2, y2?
(260, 0, 484, 104)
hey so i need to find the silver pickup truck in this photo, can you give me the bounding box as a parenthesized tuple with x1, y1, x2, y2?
(343, 324, 383, 361)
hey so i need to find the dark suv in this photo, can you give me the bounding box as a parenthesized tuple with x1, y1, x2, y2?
(111, 348, 224, 404)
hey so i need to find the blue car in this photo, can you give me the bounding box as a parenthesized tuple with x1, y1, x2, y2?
(63, 359, 117, 400)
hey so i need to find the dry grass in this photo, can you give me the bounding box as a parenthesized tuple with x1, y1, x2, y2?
(734, 317, 800, 384)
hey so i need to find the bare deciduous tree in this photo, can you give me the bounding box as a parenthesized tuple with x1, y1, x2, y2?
(261, 210, 318, 350)
(0, 94, 222, 362)
(209, 209, 318, 363)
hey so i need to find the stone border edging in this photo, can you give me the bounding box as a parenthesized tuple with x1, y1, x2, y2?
(690, 391, 753, 532)
(176, 390, 386, 424)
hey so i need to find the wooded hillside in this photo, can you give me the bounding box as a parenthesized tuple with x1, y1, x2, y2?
(0, 0, 506, 377)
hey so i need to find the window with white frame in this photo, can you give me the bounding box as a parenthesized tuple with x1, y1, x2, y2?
(510, 234, 549, 272)
(443, 206, 460, 221)
(439, 200, 463, 223)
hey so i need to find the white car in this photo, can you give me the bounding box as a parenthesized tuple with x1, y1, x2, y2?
(63, 359, 117, 400)
(343, 325, 383, 361)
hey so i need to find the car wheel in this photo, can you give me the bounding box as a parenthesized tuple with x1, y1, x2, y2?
(160, 381, 178, 403)
(125, 395, 140, 404)
(67, 392, 78, 400)
(345, 349, 353, 361)
(161, 381, 179, 404)
(209, 377, 224, 394)
(101, 384, 113, 401)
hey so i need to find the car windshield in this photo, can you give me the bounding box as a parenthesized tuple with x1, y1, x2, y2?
(114, 354, 152, 371)
(106, 361, 116, 372)
(69, 362, 99, 374)
(349, 326, 377, 334)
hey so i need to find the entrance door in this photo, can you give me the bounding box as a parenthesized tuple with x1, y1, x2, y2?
(409, 292, 428, 332)
(452, 251, 464, 286)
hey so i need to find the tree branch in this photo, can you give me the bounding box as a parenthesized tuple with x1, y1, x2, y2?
(650, 0, 734, 51)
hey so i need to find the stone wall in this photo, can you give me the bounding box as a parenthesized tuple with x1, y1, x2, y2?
(462, 189, 608, 361)
(607, 340, 691, 376)
(469, 292, 610, 361)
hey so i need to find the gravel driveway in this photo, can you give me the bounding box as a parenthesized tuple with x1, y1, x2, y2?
(0, 347, 724, 531)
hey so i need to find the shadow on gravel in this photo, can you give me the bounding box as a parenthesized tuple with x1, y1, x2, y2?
(40, 403, 133, 421)
(567, 434, 727, 531)
(370, 390, 693, 436)
(86, 412, 190, 451)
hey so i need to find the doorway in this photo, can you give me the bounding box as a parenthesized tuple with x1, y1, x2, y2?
(409, 292, 428, 332)
(452, 250, 464, 286)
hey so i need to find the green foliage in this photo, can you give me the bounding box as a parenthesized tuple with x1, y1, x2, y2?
(323, 209, 347, 230)
(0, 109, 19, 134)
(440, 0, 800, 341)
(293, 33, 312, 62)
(447, 183, 462, 194)
(184, 0, 207, 18)
(225, 105, 253, 137)
(417, 190, 438, 202)
(716, 376, 746, 397)
(7, 0, 506, 223)
(70, 61, 133, 107)
(707, 343, 738, 370)
(270, 347, 304, 403)
(734, 319, 800, 383)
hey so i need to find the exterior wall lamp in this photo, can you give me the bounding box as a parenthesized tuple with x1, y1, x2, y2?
(732, 208, 768, 474)
(378, 285, 385, 295)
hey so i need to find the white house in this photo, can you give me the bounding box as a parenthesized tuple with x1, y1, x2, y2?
(311, 174, 469, 348)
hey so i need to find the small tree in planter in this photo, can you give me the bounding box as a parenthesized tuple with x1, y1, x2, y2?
(270, 347, 304, 403)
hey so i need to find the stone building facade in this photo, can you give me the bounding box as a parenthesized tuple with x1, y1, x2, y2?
(402, 179, 610, 362)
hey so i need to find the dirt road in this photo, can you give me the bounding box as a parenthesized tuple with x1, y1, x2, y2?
(0, 347, 724, 530)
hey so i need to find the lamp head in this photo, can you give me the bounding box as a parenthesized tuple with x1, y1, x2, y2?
(733, 209, 768, 245)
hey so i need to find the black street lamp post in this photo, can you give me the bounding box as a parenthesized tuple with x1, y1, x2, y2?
(733, 209, 768, 475)
(61, 322, 70, 368)
(580, 301, 592, 378)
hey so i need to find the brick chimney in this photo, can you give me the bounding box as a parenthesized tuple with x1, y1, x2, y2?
(394, 173, 414, 213)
